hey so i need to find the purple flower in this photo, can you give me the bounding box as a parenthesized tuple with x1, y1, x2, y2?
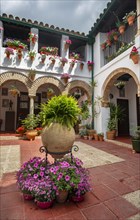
(40, 171, 44, 177)
(33, 174, 38, 179)
(65, 175, 70, 181)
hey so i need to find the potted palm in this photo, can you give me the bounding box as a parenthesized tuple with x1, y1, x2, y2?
(39, 95, 81, 159)
(21, 114, 39, 140)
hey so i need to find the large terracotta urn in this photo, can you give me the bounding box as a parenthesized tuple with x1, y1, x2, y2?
(41, 123, 75, 159)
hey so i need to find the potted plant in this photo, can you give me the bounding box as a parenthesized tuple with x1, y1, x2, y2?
(49, 56, 56, 65)
(58, 155, 91, 202)
(116, 20, 126, 34)
(33, 176, 57, 209)
(70, 52, 80, 60)
(123, 11, 136, 26)
(48, 160, 80, 203)
(79, 61, 84, 70)
(39, 95, 81, 159)
(86, 124, 96, 139)
(64, 39, 72, 50)
(47, 88, 55, 99)
(106, 118, 117, 140)
(131, 126, 140, 153)
(61, 73, 71, 84)
(70, 59, 77, 68)
(28, 69, 36, 81)
(28, 51, 36, 61)
(101, 42, 107, 50)
(114, 81, 126, 90)
(28, 32, 38, 44)
(98, 132, 104, 141)
(16, 157, 44, 200)
(60, 57, 68, 67)
(40, 53, 46, 64)
(87, 61, 94, 71)
(9, 85, 20, 97)
(5, 47, 14, 59)
(79, 128, 88, 139)
(16, 48, 23, 60)
(129, 46, 139, 64)
(16, 126, 26, 136)
(21, 114, 39, 140)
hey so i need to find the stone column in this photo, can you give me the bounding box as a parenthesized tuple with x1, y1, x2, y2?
(29, 96, 35, 114)
(61, 35, 69, 59)
(30, 28, 39, 53)
(0, 21, 4, 48)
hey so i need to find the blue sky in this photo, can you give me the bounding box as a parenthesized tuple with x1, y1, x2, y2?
(1, 0, 111, 34)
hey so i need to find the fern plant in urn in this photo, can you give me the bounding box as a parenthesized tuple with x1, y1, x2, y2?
(39, 95, 81, 159)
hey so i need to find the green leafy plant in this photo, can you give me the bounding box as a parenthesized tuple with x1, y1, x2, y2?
(131, 126, 140, 140)
(21, 114, 40, 130)
(39, 95, 81, 129)
(80, 100, 90, 120)
(107, 118, 117, 131)
(123, 11, 136, 23)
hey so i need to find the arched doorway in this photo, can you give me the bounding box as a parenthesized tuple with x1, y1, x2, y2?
(102, 68, 140, 136)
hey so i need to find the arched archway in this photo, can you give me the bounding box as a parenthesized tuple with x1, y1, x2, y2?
(102, 68, 140, 106)
(29, 76, 65, 96)
(0, 71, 30, 92)
(65, 80, 92, 101)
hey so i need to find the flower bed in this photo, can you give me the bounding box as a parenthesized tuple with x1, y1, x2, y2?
(17, 155, 91, 208)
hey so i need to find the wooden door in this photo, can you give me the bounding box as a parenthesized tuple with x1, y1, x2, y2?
(117, 99, 129, 136)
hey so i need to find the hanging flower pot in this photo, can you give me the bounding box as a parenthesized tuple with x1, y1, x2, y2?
(40, 54, 46, 64)
(49, 57, 56, 65)
(127, 16, 135, 26)
(28, 70, 36, 81)
(61, 73, 70, 84)
(9, 86, 20, 97)
(118, 25, 125, 34)
(130, 54, 139, 64)
(113, 34, 118, 41)
(123, 11, 136, 26)
(79, 62, 84, 70)
(28, 32, 38, 44)
(106, 39, 112, 47)
(64, 39, 72, 51)
(129, 46, 139, 64)
(101, 42, 106, 50)
(60, 58, 68, 67)
(114, 81, 126, 90)
(5, 47, 14, 59)
(87, 61, 94, 71)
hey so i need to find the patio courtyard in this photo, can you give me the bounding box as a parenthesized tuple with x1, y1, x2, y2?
(0, 136, 140, 220)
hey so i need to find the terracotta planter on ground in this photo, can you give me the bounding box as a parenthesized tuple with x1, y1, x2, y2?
(56, 190, 68, 203)
(106, 130, 116, 140)
(36, 200, 54, 209)
(94, 133, 99, 141)
(23, 193, 34, 200)
(26, 129, 38, 141)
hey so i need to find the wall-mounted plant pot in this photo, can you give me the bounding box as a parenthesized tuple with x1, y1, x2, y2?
(118, 25, 125, 34)
(127, 16, 135, 26)
(130, 54, 139, 64)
